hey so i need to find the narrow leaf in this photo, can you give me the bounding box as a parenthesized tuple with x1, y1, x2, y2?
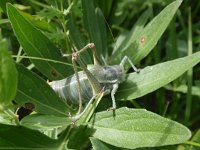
(188, 129, 200, 150)
(15, 64, 73, 116)
(0, 39, 17, 105)
(21, 114, 70, 130)
(132, 0, 182, 63)
(95, 7, 107, 56)
(90, 137, 123, 150)
(112, 0, 182, 65)
(68, 16, 85, 49)
(0, 0, 11, 13)
(117, 51, 200, 100)
(7, 3, 73, 80)
(165, 84, 200, 97)
(81, 0, 106, 56)
(89, 107, 191, 149)
(68, 15, 92, 64)
(0, 123, 60, 149)
(67, 126, 92, 149)
(112, 7, 152, 58)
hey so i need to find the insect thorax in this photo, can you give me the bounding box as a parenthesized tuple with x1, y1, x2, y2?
(87, 64, 126, 84)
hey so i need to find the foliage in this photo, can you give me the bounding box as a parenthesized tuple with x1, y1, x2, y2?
(0, 0, 200, 149)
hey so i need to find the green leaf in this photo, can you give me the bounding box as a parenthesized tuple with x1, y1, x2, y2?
(15, 64, 74, 116)
(0, 0, 13, 13)
(0, 39, 17, 106)
(132, 0, 182, 63)
(112, 0, 182, 65)
(68, 15, 92, 64)
(90, 137, 124, 150)
(68, 16, 85, 49)
(89, 107, 191, 149)
(20, 11, 55, 32)
(117, 51, 200, 100)
(81, 0, 106, 56)
(165, 84, 200, 97)
(0, 123, 60, 149)
(21, 114, 70, 130)
(67, 126, 92, 149)
(188, 129, 200, 150)
(112, 7, 152, 60)
(0, 19, 9, 25)
(95, 7, 107, 56)
(7, 3, 73, 80)
(95, 0, 113, 18)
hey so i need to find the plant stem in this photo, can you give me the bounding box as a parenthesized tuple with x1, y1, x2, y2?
(185, 7, 192, 124)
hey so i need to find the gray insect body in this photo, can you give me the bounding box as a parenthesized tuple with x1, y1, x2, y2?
(49, 43, 138, 121)
(50, 64, 125, 105)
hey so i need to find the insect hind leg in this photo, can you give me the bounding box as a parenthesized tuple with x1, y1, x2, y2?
(72, 53, 83, 114)
(63, 43, 102, 122)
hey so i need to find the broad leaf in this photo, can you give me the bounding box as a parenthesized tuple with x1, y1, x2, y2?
(7, 4, 73, 80)
(117, 51, 200, 100)
(15, 64, 74, 116)
(0, 123, 60, 149)
(0, 39, 17, 106)
(89, 107, 191, 149)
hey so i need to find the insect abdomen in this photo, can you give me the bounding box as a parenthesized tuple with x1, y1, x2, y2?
(50, 71, 93, 104)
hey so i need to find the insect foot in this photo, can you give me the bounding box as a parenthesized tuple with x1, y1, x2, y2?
(136, 68, 141, 73)
(72, 52, 80, 61)
(107, 107, 116, 117)
(70, 116, 79, 126)
(107, 107, 116, 111)
(87, 43, 95, 48)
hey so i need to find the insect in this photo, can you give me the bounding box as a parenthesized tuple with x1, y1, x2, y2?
(49, 43, 139, 122)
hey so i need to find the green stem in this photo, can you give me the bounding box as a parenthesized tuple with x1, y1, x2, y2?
(185, 141, 200, 147)
(185, 7, 193, 124)
(12, 55, 78, 68)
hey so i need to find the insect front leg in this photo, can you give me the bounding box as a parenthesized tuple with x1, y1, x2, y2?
(106, 83, 119, 111)
(120, 56, 140, 73)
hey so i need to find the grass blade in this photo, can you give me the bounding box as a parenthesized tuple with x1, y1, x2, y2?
(81, 0, 106, 56)
(0, 39, 17, 106)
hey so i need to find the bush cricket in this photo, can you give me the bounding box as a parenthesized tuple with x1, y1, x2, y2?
(50, 43, 139, 122)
